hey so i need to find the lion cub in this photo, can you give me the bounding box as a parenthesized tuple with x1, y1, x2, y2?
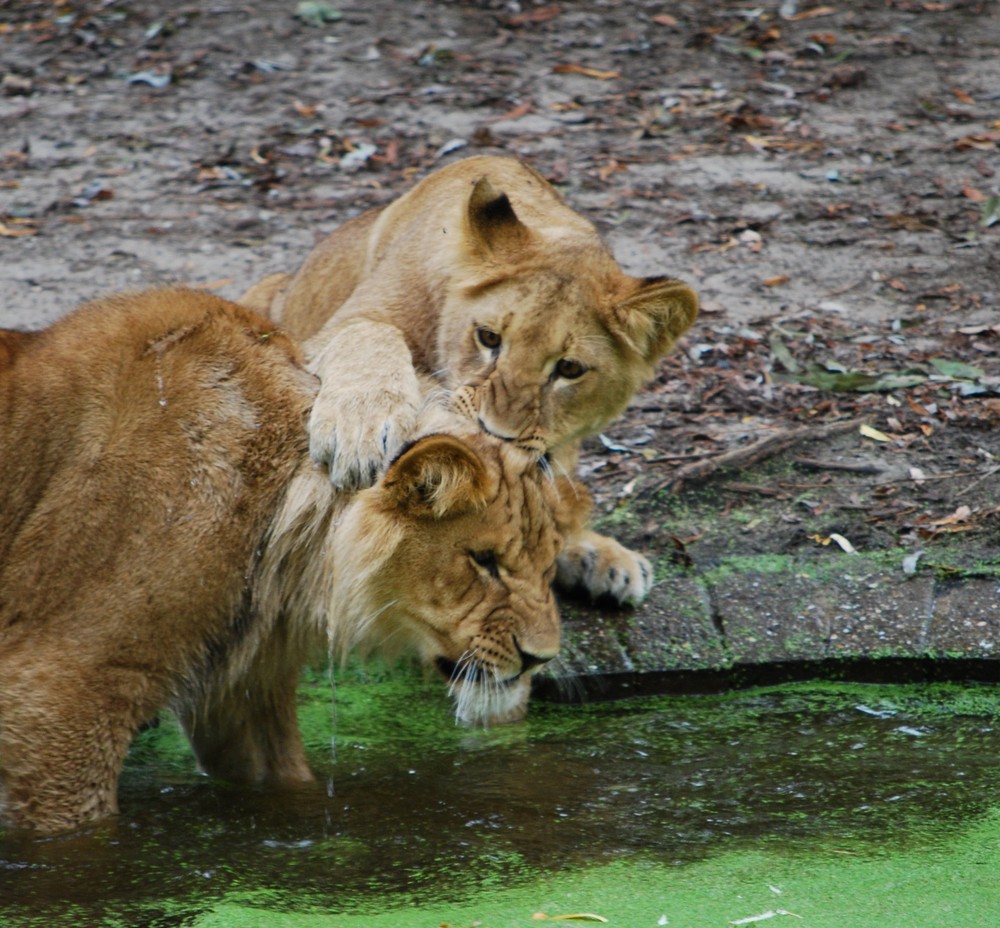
(241, 155, 699, 605)
(0, 289, 567, 833)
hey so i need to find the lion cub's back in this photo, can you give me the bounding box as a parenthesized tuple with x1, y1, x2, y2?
(0, 289, 316, 663)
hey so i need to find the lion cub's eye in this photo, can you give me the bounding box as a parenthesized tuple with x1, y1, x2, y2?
(469, 550, 500, 579)
(476, 327, 502, 351)
(554, 358, 587, 380)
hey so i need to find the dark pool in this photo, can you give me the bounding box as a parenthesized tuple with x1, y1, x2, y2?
(3, 666, 1000, 927)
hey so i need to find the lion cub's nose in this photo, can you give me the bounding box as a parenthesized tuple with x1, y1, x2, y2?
(514, 638, 556, 675)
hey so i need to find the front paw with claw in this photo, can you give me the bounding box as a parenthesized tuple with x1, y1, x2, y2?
(308, 388, 419, 490)
(555, 531, 654, 605)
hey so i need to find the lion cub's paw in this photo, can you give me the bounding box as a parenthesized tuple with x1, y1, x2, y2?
(555, 531, 653, 605)
(309, 389, 419, 490)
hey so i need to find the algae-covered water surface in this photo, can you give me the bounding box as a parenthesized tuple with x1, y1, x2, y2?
(3, 668, 1000, 927)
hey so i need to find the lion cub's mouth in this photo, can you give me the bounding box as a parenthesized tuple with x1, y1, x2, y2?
(435, 655, 519, 688)
(476, 417, 516, 443)
(476, 418, 547, 457)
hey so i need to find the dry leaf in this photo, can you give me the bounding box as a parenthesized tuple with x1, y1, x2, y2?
(954, 133, 1000, 151)
(552, 63, 621, 80)
(293, 99, 319, 118)
(828, 533, 858, 554)
(508, 4, 563, 26)
(787, 6, 836, 20)
(488, 100, 532, 122)
(532, 915, 609, 924)
(860, 423, 893, 442)
(929, 505, 972, 526)
(0, 222, 38, 238)
(763, 275, 790, 287)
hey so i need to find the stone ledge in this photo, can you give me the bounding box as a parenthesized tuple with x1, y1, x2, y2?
(548, 555, 1000, 688)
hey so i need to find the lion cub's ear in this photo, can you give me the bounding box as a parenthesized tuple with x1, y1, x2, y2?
(465, 176, 534, 262)
(612, 276, 699, 363)
(383, 434, 490, 519)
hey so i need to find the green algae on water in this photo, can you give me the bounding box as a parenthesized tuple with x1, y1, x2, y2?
(4, 674, 1000, 928)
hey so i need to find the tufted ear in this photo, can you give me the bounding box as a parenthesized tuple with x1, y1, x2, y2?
(611, 276, 699, 363)
(465, 176, 534, 262)
(382, 434, 490, 519)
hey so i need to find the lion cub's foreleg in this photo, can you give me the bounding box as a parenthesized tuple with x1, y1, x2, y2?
(0, 664, 163, 832)
(551, 454, 655, 606)
(305, 318, 423, 490)
(181, 664, 313, 787)
(556, 527, 654, 606)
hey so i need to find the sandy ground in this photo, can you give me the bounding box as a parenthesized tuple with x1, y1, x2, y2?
(2, 1, 999, 632)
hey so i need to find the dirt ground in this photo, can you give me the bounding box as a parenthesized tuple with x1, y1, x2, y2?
(2, 0, 998, 575)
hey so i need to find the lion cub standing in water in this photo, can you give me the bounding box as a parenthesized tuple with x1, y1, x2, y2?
(242, 156, 698, 605)
(0, 289, 567, 833)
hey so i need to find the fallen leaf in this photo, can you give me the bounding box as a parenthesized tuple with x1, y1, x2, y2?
(929, 358, 984, 381)
(0, 221, 38, 237)
(532, 915, 609, 924)
(653, 13, 679, 26)
(763, 274, 790, 287)
(730, 911, 803, 925)
(508, 4, 563, 26)
(293, 99, 319, 118)
(787, 6, 836, 20)
(488, 100, 532, 122)
(339, 142, 377, 169)
(962, 185, 987, 202)
(552, 63, 621, 80)
(768, 333, 801, 374)
(860, 423, 893, 442)
(295, 1, 342, 26)
(954, 133, 1000, 152)
(828, 532, 858, 554)
(127, 70, 171, 89)
(929, 505, 972, 526)
(952, 86, 975, 104)
(980, 194, 999, 228)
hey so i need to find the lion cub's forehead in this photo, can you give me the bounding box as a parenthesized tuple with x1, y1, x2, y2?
(484, 271, 622, 354)
(472, 438, 561, 553)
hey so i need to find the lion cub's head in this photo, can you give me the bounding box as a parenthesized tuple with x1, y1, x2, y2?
(284, 424, 571, 726)
(445, 178, 699, 458)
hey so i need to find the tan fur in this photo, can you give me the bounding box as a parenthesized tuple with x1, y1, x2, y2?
(0, 289, 566, 833)
(241, 155, 699, 604)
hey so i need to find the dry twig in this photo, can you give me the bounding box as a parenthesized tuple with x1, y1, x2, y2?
(645, 419, 864, 495)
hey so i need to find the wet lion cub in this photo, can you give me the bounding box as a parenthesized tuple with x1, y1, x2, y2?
(0, 289, 566, 832)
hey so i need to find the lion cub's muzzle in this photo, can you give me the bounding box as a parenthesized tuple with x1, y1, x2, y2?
(452, 385, 548, 458)
(434, 635, 558, 727)
(434, 637, 553, 687)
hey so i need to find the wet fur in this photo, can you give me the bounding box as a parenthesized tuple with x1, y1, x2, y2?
(0, 289, 566, 833)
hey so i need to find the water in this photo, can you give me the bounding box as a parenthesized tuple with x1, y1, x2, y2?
(3, 667, 1000, 927)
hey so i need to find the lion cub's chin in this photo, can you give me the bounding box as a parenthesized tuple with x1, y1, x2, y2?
(446, 674, 533, 728)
